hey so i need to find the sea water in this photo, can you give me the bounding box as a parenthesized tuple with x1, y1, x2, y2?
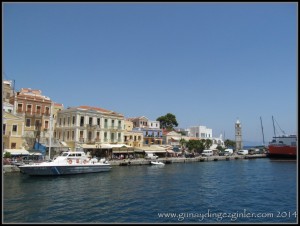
(3, 158, 298, 223)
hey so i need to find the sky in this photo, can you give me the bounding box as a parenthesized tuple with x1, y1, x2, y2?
(3, 2, 298, 145)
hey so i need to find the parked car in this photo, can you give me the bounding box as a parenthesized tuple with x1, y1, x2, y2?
(237, 150, 249, 155)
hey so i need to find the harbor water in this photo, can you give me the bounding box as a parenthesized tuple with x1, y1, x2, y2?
(3, 158, 298, 223)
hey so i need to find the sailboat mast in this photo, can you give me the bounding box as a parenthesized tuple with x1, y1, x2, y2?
(272, 115, 276, 137)
(48, 102, 53, 160)
(260, 117, 265, 146)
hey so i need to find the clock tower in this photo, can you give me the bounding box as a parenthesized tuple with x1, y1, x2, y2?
(235, 119, 243, 151)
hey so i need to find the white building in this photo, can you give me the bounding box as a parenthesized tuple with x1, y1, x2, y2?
(55, 105, 125, 151)
(187, 125, 212, 139)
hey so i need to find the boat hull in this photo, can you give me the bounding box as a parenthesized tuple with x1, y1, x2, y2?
(19, 164, 112, 176)
(267, 145, 297, 159)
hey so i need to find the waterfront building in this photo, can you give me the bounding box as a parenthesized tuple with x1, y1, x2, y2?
(123, 120, 144, 148)
(163, 130, 182, 147)
(187, 125, 212, 139)
(3, 111, 25, 150)
(55, 105, 126, 158)
(235, 119, 243, 151)
(9, 88, 53, 151)
(3, 102, 14, 113)
(2, 80, 14, 103)
(127, 116, 163, 145)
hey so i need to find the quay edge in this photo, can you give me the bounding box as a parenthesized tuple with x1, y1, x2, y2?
(3, 154, 267, 173)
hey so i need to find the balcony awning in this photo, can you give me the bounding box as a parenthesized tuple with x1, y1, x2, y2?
(81, 144, 131, 149)
(3, 149, 30, 156)
(112, 150, 134, 154)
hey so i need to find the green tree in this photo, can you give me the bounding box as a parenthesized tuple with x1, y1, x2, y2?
(4, 152, 12, 158)
(224, 139, 235, 148)
(156, 113, 179, 130)
(204, 139, 213, 150)
(186, 140, 205, 154)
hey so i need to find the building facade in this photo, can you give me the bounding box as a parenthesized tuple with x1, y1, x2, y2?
(2, 80, 14, 103)
(55, 106, 125, 151)
(3, 111, 25, 149)
(127, 116, 163, 145)
(187, 125, 213, 139)
(123, 120, 144, 148)
(9, 88, 53, 138)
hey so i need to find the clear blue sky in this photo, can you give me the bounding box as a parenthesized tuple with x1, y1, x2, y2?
(3, 2, 297, 145)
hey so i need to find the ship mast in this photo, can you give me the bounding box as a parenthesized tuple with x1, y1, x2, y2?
(260, 116, 265, 146)
(272, 116, 276, 137)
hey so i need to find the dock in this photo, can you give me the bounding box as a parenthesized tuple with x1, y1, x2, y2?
(3, 154, 267, 173)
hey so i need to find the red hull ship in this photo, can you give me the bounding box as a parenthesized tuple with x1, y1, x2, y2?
(268, 135, 297, 158)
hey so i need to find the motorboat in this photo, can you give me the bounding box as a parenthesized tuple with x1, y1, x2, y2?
(150, 161, 165, 165)
(18, 151, 112, 176)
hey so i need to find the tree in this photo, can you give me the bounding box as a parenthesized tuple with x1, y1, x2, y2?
(224, 139, 235, 148)
(4, 152, 12, 158)
(204, 139, 213, 150)
(156, 113, 178, 130)
(186, 140, 205, 154)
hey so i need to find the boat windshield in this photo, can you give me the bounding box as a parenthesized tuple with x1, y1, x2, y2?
(62, 153, 69, 156)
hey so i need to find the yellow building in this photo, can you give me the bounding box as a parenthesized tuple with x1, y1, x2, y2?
(2, 111, 25, 149)
(124, 120, 144, 148)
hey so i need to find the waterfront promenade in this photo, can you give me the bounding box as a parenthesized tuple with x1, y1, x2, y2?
(3, 154, 267, 173)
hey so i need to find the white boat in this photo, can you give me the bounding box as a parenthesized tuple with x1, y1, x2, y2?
(150, 161, 165, 165)
(18, 151, 112, 176)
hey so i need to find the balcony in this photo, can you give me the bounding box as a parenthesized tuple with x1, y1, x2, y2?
(86, 124, 100, 130)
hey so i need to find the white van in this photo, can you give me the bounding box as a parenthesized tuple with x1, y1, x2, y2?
(224, 148, 233, 156)
(202, 150, 213, 156)
(237, 150, 248, 155)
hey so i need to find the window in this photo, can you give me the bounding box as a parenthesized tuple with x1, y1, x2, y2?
(26, 119, 31, 127)
(97, 118, 100, 126)
(27, 104, 32, 113)
(11, 143, 16, 149)
(17, 104, 22, 112)
(44, 120, 49, 129)
(45, 107, 50, 115)
(36, 105, 41, 114)
(89, 117, 93, 125)
(12, 125, 17, 132)
(72, 131, 75, 140)
(72, 116, 75, 125)
(80, 116, 84, 126)
(35, 120, 41, 130)
(3, 124, 6, 135)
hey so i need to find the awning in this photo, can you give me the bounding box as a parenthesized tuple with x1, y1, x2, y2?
(29, 152, 42, 156)
(112, 150, 134, 154)
(81, 144, 131, 149)
(166, 149, 175, 153)
(171, 137, 180, 141)
(81, 144, 98, 149)
(145, 150, 167, 153)
(4, 149, 30, 155)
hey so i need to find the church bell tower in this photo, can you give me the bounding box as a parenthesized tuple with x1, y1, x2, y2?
(235, 119, 243, 151)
